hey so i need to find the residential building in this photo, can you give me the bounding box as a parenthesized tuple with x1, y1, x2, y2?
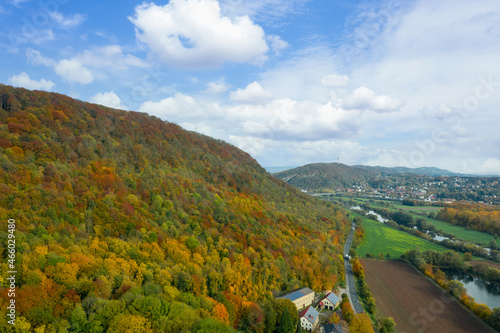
(321, 323, 344, 333)
(318, 292, 340, 310)
(276, 287, 315, 309)
(299, 306, 320, 331)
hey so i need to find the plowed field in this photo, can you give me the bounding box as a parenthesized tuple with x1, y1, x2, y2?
(361, 260, 495, 333)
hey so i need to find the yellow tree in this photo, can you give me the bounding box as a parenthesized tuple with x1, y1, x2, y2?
(108, 314, 153, 333)
(349, 313, 373, 333)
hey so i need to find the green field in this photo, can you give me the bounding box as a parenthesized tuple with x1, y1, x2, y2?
(387, 207, 499, 247)
(340, 197, 498, 247)
(391, 203, 443, 213)
(354, 212, 450, 258)
(410, 214, 498, 246)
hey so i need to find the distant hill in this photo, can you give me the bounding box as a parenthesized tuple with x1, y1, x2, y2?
(273, 162, 469, 191)
(273, 163, 375, 190)
(0, 85, 349, 332)
(352, 165, 464, 177)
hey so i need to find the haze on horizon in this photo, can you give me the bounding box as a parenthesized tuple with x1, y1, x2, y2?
(1, 0, 499, 174)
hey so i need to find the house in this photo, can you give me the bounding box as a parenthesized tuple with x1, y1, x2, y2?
(276, 287, 315, 309)
(299, 306, 320, 331)
(318, 292, 340, 310)
(321, 323, 344, 333)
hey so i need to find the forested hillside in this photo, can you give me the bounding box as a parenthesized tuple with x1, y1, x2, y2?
(0, 85, 349, 332)
(273, 163, 374, 191)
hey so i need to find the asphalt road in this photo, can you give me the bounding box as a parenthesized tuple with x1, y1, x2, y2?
(344, 223, 364, 313)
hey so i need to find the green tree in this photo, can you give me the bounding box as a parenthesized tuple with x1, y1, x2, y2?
(164, 302, 199, 333)
(192, 318, 235, 333)
(488, 308, 500, 331)
(263, 301, 277, 333)
(381, 317, 396, 333)
(447, 280, 466, 298)
(276, 307, 294, 333)
(69, 305, 88, 332)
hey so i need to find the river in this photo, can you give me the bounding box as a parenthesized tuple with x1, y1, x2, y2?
(443, 269, 500, 309)
(350, 206, 388, 223)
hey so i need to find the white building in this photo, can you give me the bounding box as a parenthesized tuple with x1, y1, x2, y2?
(276, 287, 315, 309)
(318, 292, 340, 310)
(299, 306, 320, 331)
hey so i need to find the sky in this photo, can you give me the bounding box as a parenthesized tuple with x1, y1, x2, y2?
(1, 0, 500, 174)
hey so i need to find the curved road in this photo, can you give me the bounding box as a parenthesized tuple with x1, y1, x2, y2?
(344, 223, 364, 313)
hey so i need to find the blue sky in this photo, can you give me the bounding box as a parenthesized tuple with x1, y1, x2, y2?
(2, 0, 500, 174)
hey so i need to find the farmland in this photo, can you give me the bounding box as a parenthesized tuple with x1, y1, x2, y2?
(361, 260, 496, 333)
(343, 197, 498, 247)
(354, 212, 449, 258)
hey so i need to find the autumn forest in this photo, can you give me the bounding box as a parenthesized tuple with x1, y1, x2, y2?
(0, 85, 350, 332)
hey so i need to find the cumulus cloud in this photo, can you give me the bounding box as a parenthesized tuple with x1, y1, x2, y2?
(8, 72, 55, 91)
(129, 0, 270, 68)
(205, 81, 231, 94)
(229, 81, 273, 104)
(77, 45, 147, 70)
(54, 59, 93, 84)
(27, 49, 92, 84)
(140, 93, 225, 120)
(321, 74, 349, 87)
(89, 91, 128, 110)
(140, 90, 361, 144)
(26, 47, 146, 85)
(236, 99, 361, 141)
(343, 86, 403, 112)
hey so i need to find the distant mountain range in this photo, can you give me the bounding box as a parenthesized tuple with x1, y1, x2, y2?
(351, 165, 467, 177)
(272, 162, 484, 191)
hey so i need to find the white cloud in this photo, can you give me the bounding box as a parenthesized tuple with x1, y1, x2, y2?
(267, 35, 288, 54)
(10, 0, 29, 6)
(140, 90, 361, 144)
(27, 49, 93, 84)
(219, 0, 306, 22)
(258, 47, 342, 102)
(235, 98, 361, 141)
(140, 93, 225, 120)
(205, 81, 231, 94)
(8, 29, 55, 53)
(230, 81, 273, 104)
(89, 91, 128, 110)
(26, 47, 145, 85)
(54, 59, 93, 84)
(330, 0, 500, 172)
(77, 45, 147, 70)
(49, 12, 86, 29)
(26, 49, 55, 66)
(343, 86, 403, 112)
(129, 0, 270, 68)
(321, 74, 349, 87)
(8, 72, 54, 91)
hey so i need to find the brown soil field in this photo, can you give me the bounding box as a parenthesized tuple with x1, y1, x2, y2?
(361, 259, 496, 333)
(468, 260, 500, 271)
